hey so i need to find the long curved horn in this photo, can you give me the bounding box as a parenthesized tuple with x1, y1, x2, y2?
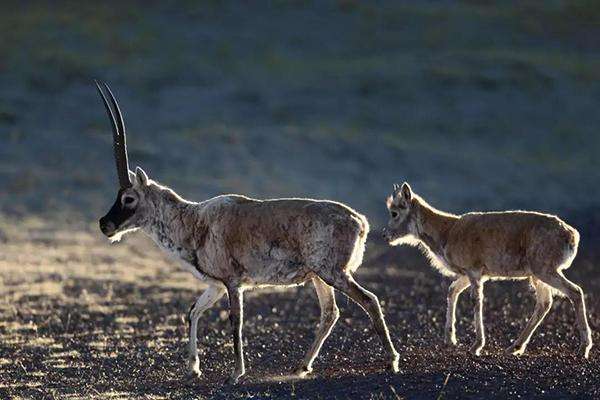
(95, 80, 131, 188)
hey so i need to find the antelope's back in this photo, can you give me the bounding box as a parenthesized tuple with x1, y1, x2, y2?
(220, 195, 369, 239)
(204, 195, 369, 283)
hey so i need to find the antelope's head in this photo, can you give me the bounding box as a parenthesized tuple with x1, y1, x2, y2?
(383, 182, 416, 245)
(96, 81, 152, 242)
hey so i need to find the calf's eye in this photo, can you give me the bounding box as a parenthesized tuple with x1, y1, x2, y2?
(124, 197, 135, 204)
(390, 211, 398, 218)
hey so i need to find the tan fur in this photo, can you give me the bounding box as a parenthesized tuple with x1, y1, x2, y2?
(384, 182, 592, 358)
(104, 169, 398, 383)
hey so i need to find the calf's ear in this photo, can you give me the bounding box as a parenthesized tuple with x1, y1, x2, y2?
(400, 182, 412, 202)
(393, 182, 412, 208)
(390, 182, 412, 208)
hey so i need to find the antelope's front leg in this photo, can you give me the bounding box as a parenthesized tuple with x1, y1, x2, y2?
(226, 285, 245, 384)
(445, 275, 470, 346)
(187, 285, 226, 377)
(469, 276, 486, 356)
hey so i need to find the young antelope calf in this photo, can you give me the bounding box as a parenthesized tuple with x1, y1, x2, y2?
(383, 182, 592, 358)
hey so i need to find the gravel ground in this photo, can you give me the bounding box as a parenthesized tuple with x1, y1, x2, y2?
(1, 224, 598, 399)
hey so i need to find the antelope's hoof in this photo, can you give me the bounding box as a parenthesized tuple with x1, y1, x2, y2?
(504, 344, 525, 356)
(187, 358, 201, 378)
(444, 335, 458, 347)
(293, 365, 312, 378)
(579, 342, 592, 359)
(469, 343, 484, 356)
(224, 371, 245, 386)
(389, 354, 400, 373)
(187, 370, 202, 380)
(224, 376, 239, 386)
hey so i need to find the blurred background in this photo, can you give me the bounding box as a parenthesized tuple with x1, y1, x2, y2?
(1, 0, 599, 233)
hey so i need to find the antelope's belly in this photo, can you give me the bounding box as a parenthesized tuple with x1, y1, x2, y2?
(243, 259, 314, 286)
(483, 264, 530, 279)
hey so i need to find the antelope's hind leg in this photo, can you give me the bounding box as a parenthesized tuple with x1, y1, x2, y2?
(505, 278, 553, 356)
(187, 285, 226, 377)
(225, 285, 246, 384)
(331, 273, 399, 372)
(295, 277, 340, 377)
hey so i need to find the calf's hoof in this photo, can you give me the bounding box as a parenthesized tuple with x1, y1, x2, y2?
(224, 370, 245, 386)
(444, 335, 458, 347)
(293, 365, 312, 378)
(504, 344, 525, 356)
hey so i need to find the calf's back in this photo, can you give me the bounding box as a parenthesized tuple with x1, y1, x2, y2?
(445, 211, 578, 277)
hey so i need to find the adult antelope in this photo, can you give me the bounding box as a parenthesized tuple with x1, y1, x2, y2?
(95, 81, 399, 384)
(384, 182, 592, 358)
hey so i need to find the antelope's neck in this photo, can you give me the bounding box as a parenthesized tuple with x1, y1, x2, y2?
(414, 199, 457, 256)
(142, 192, 206, 259)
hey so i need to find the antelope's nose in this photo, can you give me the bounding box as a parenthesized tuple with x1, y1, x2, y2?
(382, 228, 390, 240)
(99, 218, 115, 236)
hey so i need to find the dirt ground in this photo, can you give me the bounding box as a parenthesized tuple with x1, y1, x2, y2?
(0, 218, 598, 399)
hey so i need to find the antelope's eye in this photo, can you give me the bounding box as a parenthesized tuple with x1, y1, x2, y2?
(124, 197, 135, 205)
(390, 211, 399, 219)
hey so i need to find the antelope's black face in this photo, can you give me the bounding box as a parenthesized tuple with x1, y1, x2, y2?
(99, 167, 150, 241)
(95, 81, 150, 242)
(99, 187, 141, 241)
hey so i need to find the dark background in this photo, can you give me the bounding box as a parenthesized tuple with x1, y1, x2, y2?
(1, 1, 600, 228)
(1, 1, 600, 399)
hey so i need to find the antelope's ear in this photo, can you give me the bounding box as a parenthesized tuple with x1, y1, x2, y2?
(134, 166, 149, 186)
(400, 182, 412, 202)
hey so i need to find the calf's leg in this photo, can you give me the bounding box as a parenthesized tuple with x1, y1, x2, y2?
(505, 278, 553, 356)
(469, 276, 485, 356)
(445, 275, 470, 346)
(539, 271, 592, 358)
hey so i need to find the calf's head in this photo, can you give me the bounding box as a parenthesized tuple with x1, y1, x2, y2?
(383, 182, 415, 245)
